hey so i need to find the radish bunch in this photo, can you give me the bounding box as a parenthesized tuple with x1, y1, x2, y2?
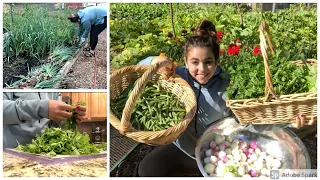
(200, 134, 282, 177)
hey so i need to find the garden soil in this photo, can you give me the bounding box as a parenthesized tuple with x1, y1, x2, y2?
(62, 29, 107, 89)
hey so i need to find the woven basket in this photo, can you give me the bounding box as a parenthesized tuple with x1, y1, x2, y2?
(226, 21, 317, 124)
(110, 60, 197, 145)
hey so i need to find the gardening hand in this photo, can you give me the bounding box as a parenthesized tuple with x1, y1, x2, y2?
(48, 100, 73, 122)
(151, 56, 174, 77)
(74, 104, 87, 124)
(291, 114, 316, 129)
(80, 37, 86, 45)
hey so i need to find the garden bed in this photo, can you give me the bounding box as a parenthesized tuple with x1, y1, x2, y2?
(3, 4, 79, 89)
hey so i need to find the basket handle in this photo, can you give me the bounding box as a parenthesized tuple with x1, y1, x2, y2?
(119, 60, 172, 135)
(259, 21, 280, 102)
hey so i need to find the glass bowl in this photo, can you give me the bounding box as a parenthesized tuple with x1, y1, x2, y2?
(195, 117, 311, 177)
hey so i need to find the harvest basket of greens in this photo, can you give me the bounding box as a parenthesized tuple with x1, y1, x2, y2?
(110, 60, 197, 145)
(226, 21, 317, 124)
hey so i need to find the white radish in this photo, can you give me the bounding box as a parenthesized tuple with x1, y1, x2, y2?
(219, 143, 227, 151)
(227, 136, 233, 143)
(204, 163, 215, 174)
(201, 140, 210, 149)
(249, 153, 258, 161)
(259, 152, 267, 159)
(260, 168, 269, 176)
(210, 141, 217, 148)
(226, 154, 234, 160)
(225, 148, 231, 155)
(226, 160, 235, 166)
(230, 142, 238, 150)
(234, 153, 241, 162)
(215, 135, 224, 145)
(272, 159, 281, 169)
(205, 149, 212, 157)
(238, 165, 246, 176)
(255, 148, 261, 154)
(221, 156, 228, 163)
(254, 160, 264, 170)
(265, 155, 274, 164)
(232, 148, 240, 156)
(218, 151, 227, 159)
(217, 160, 224, 166)
(215, 164, 226, 177)
(240, 153, 247, 162)
(204, 157, 211, 164)
(209, 155, 218, 164)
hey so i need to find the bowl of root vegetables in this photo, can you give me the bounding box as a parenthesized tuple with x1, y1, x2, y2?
(195, 117, 311, 177)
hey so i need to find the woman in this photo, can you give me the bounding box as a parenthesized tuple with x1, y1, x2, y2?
(136, 19, 314, 176)
(3, 92, 86, 148)
(68, 6, 107, 57)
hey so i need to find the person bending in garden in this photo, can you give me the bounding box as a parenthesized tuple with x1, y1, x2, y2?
(68, 6, 107, 57)
(135, 19, 315, 176)
(3, 92, 86, 148)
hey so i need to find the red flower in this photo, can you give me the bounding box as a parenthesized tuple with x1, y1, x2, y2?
(227, 44, 240, 56)
(181, 29, 187, 34)
(216, 31, 224, 41)
(253, 46, 262, 56)
(167, 32, 173, 38)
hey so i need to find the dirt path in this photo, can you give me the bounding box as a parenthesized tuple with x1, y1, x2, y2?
(63, 29, 107, 89)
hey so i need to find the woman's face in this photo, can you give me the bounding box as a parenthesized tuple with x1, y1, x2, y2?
(185, 47, 217, 84)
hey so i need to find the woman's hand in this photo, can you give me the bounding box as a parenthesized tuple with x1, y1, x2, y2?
(48, 100, 73, 122)
(151, 56, 174, 77)
(74, 104, 87, 124)
(291, 114, 316, 129)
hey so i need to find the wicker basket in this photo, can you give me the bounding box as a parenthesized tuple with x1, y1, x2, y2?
(110, 60, 197, 145)
(226, 21, 317, 124)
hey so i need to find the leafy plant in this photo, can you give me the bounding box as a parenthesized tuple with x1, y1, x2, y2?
(17, 128, 99, 156)
(6, 63, 63, 89)
(110, 3, 317, 100)
(3, 4, 77, 60)
(60, 100, 86, 131)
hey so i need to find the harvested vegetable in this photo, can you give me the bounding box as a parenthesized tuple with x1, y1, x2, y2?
(111, 81, 186, 131)
(201, 133, 282, 177)
(60, 100, 86, 131)
(17, 128, 99, 156)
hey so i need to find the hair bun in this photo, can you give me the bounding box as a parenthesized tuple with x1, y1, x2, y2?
(195, 19, 217, 39)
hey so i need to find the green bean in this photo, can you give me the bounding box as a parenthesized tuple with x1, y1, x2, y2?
(111, 80, 186, 131)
